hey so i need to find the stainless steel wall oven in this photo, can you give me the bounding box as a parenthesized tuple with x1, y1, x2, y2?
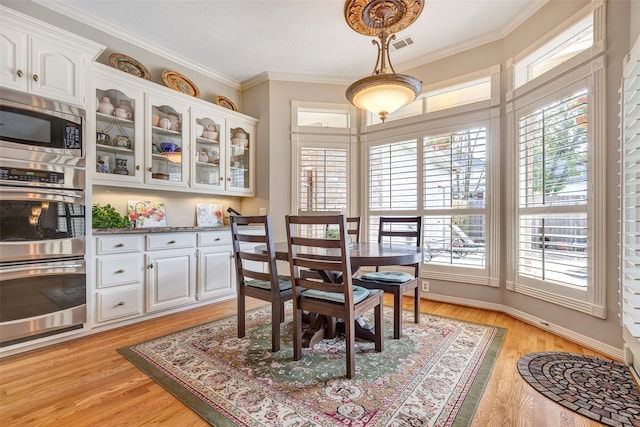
(0, 90, 87, 347)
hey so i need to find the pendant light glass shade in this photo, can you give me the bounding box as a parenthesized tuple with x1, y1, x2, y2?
(346, 73, 422, 122)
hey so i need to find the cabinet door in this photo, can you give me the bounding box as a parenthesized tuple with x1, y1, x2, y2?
(146, 93, 189, 188)
(191, 107, 226, 191)
(29, 36, 84, 105)
(0, 25, 27, 92)
(146, 248, 196, 312)
(94, 76, 145, 184)
(226, 119, 256, 195)
(197, 246, 235, 301)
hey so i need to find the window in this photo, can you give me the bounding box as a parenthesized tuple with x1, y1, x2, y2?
(369, 140, 418, 212)
(506, 0, 606, 317)
(291, 101, 356, 227)
(299, 147, 347, 212)
(364, 65, 500, 286)
(517, 90, 588, 289)
(423, 129, 487, 268)
(514, 13, 593, 88)
(367, 73, 493, 125)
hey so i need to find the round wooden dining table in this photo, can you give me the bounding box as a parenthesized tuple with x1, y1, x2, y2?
(266, 241, 422, 268)
(256, 241, 423, 346)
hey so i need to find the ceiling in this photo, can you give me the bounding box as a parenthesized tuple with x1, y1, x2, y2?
(37, 0, 548, 85)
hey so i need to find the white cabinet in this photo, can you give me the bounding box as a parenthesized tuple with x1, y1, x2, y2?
(197, 231, 235, 301)
(191, 107, 226, 191)
(90, 64, 257, 196)
(146, 93, 189, 187)
(95, 235, 144, 324)
(226, 118, 256, 195)
(0, 5, 103, 106)
(145, 234, 196, 312)
(93, 70, 145, 184)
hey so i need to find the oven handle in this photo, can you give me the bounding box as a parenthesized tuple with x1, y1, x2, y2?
(0, 187, 84, 202)
(1, 260, 86, 280)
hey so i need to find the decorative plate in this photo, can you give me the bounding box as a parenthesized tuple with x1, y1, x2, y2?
(215, 96, 237, 111)
(161, 70, 201, 98)
(108, 53, 151, 80)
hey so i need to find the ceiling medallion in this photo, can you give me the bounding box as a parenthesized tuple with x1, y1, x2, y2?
(344, 0, 424, 122)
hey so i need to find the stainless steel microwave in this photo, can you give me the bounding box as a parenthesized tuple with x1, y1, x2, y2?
(0, 89, 85, 167)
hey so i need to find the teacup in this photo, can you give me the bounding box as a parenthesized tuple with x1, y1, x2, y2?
(158, 118, 171, 129)
(114, 108, 131, 119)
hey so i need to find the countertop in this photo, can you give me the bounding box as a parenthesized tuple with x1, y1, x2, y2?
(93, 226, 231, 235)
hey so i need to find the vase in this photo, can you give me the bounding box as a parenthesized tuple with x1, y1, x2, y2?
(98, 97, 115, 115)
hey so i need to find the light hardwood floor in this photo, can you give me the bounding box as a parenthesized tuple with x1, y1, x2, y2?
(0, 296, 611, 426)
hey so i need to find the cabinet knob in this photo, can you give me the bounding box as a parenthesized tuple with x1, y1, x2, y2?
(116, 302, 125, 306)
(214, 237, 221, 241)
(32, 74, 39, 82)
(115, 269, 125, 274)
(148, 167, 153, 172)
(220, 177, 224, 181)
(136, 165, 140, 170)
(148, 264, 154, 269)
(16, 69, 23, 78)
(168, 240, 176, 244)
(114, 243, 125, 248)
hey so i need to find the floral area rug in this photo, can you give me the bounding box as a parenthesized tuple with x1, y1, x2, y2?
(119, 305, 505, 426)
(517, 352, 640, 426)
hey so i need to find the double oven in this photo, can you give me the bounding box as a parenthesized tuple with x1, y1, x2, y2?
(0, 89, 87, 347)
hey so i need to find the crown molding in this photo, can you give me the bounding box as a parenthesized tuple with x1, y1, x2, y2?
(241, 72, 351, 91)
(31, 0, 241, 90)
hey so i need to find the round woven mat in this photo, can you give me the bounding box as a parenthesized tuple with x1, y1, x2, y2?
(517, 352, 640, 426)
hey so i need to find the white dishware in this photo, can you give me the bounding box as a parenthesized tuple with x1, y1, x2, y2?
(203, 130, 218, 140)
(114, 108, 131, 119)
(158, 118, 171, 129)
(195, 124, 204, 137)
(98, 97, 115, 115)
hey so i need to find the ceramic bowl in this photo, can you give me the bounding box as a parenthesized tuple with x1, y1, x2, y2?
(203, 130, 218, 140)
(160, 142, 178, 152)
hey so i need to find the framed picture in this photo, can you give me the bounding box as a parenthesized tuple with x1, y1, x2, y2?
(128, 200, 167, 228)
(196, 203, 223, 227)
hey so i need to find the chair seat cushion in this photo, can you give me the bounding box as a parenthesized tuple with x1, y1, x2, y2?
(303, 286, 370, 304)
(246, 275, 292, 291)
(359, 271, 415, 283)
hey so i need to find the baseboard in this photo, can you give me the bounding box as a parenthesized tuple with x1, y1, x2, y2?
(422, 292, 623, 361)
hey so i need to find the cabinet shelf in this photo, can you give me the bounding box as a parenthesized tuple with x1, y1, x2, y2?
(196, 136, 219, 143)
(152, 126, 181, 136)
(97, 112, 134, 125)
(196, 161, 219, 167)
(96, 143, 134, 154)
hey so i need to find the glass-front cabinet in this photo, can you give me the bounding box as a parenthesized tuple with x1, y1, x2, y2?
(146, 94, 188, 188)
(191, 107, 226, 191)
(91, 64, 256, 196)
(226, 119, 255, 195)
(94, 77, 144, 184)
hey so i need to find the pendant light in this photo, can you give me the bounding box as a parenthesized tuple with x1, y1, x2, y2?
(344, 0, 424, 122)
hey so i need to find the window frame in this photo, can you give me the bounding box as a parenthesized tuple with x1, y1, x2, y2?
(361, 65, 501, 286)
(290, 101, 358, 216)
(505, 0, 606, 318)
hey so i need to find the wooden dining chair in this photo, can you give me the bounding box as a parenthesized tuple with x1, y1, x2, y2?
(285, 214, 383, 379)
(353, 216, 422, 339)
(230, 215, 293, 352)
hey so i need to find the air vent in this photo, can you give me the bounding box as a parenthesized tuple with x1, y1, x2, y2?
(391, 35, 414, 51)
